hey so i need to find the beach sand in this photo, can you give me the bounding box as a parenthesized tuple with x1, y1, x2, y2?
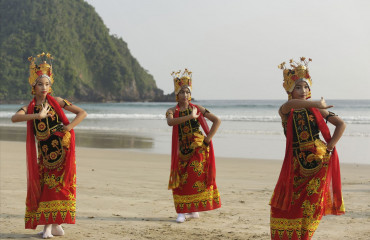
(1, 140, 369, 240)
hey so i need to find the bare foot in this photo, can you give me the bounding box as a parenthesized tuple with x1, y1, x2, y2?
(51, 224, 65, 236)
(42, 224, 53, 239)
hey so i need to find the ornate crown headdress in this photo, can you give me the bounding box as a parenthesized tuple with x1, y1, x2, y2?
(171, 68, 192, 101)
(278, 57, 312, 99)
(28, 52, 54, 87)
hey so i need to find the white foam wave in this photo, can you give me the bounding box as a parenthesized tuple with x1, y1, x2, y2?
(1, 111, 370, 123)
(85, 113, 165, 120)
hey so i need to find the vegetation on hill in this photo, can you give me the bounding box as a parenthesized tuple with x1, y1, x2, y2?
(0, 0, 166, 102)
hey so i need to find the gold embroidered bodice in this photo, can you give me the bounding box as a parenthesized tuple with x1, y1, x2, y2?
(33, 103, 65, 170)
(284, 109, 327, 171)
(178, 108, 203, 159)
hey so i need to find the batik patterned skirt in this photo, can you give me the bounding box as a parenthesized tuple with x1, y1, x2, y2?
(172, 144, 221, 213)
(25, 133, 76, 229)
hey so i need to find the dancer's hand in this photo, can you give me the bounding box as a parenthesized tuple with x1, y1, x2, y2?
(317, 97, 333, 109)
(63, 125, 71, 132)
(38, 103, 51, 119)
(203, 137, 211, 146)
(326, 142, 335, 153)
(191, 106, 200, 119)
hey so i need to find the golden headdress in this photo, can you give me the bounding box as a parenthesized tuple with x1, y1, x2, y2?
(28, 52, 54, 87)
(171, 68, 192, 101)
(278, 57, 312, 99)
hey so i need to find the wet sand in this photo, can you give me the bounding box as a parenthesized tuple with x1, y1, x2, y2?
(0, 126, 154, 149)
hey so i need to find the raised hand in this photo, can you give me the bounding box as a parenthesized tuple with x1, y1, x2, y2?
(38, 103, 51, 119)
(318, 97, 334, 109)
(191, 106, 201, 119)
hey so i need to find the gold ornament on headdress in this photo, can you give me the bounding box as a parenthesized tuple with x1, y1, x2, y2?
(171, 68, 192, 101)
(28, 52, 54, 87)
(278, 57, 312, 99)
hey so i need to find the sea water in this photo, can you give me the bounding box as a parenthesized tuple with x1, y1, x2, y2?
(1, 99, 369, 164)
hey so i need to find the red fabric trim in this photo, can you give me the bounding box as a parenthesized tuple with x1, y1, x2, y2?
(270, 109, 294, 210)
(26, 94, 76, 211)
(310, 107, 344, 215)
(26, 98, 40, 211)
(168, 104, 180, 189)
(168, 103, 216, 189)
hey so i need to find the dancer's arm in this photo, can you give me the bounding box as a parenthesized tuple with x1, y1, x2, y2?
(166, 106, 200, 126)
(280, 97, 333, 115)
(197, 105, 221, 144)
(319, 109, 346, 151)
(11, 105, 51, 122)
(55, 97, 87, 131)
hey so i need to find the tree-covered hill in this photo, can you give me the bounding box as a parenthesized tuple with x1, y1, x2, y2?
(0, 0, 165, 102)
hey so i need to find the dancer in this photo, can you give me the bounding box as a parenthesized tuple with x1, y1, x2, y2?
(270, 58, 346, 239)
(11, 52, 87, 238)
(166, 69, 221, 223)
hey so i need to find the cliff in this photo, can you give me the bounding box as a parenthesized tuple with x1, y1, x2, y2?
(0, 0, 166, 102)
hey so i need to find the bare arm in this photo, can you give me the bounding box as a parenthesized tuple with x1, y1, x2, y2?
(280, 97, 333, 115)
(319, 109, 346, 151)
(197, 105, 221, 144)
(11, 105, 51, 123)
(55, 97, 87, 131)
(166, 106, 200, 126)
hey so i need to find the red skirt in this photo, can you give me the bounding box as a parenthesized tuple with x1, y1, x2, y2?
(270, 154, 337, 240)
(172, 145, 221, 213)
(25, 147, 76, 229)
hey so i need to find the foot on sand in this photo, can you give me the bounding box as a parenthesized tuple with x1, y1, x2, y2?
(176, 214, 186, 223)
(52, 224, 65, 236)
(186, 212, 199, 219)
(42, 224, 53, 239)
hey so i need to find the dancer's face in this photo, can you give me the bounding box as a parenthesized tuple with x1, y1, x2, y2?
(291, 81, 310, 100)
(34, 77, 50, 98)
(177, 87, 191, 103)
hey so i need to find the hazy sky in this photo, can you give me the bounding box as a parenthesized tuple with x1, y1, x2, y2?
(85, 0, 370, 100)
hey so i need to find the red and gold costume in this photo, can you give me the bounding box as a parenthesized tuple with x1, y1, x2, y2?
(24, 53, 76, 229)
(168, 69, 221, 213)
(270, 58, 344, 240)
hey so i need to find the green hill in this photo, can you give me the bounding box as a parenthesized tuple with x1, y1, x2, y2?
(0, 0, 165, 102)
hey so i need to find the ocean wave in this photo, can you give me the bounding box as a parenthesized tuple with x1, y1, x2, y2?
(1, 123, 369, 137)
(219, 115, 281, 122)
(86, 113, 165, 120)
(1, 111, 370, 124)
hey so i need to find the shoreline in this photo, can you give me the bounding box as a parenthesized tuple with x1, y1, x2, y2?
(1, 141, 370, 239)
(1, 125, 369, 165)
(0, 126, 155, 150)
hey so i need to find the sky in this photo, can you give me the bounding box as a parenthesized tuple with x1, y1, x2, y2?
(85, 0, 370, 100)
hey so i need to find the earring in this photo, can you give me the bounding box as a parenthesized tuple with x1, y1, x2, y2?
(48, 88, 52, 94)
(31, 87, 35, 95)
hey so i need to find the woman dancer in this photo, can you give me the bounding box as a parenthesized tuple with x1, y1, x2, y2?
(270, 58, 346, 239)
(11, 52, 87, 238)
(166, 69, 221, 223)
